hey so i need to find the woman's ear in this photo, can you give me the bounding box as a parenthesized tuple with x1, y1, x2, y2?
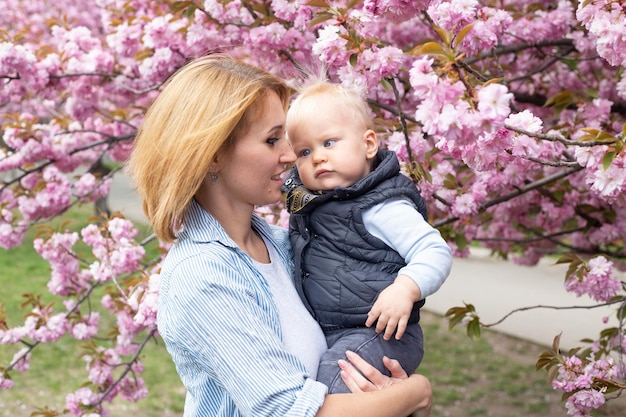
(211, 150, 225, 172)
(363, 129, 379, 160)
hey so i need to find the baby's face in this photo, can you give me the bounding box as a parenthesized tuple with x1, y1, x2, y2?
(288, 98, 377, 191)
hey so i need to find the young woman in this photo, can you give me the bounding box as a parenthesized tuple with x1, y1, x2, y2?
(127, 54, 432, 417)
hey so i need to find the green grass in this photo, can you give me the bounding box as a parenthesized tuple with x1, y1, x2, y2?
(418, 313, 567, 416)
(2, 205, 624, 417)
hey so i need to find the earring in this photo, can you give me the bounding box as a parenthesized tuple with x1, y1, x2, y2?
(209, 166, 218, 183)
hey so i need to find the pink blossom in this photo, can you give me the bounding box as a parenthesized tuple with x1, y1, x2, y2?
(66, 387, 99, 414)
(35, 231, 84, 295)
(452, 193, 478, 217)
(312, 25, 350, 68)
(577, 0, 626, 67)
(578, 98, 612, 128)
(505, 110, 543, 134)
(0, 216, 27, 249)
(142, 15, 181, 49)
(271, 0, 298, 22)
(565, 256, 622, 302)
(617, 76, 626, 100)
(0, 326, 27, 345)
(116, 309, 144, 341)
(565, 389, 606, 417)
(336, 65, 369, 97)
(105, 21, 143, 57)
(10, 348, 31, 372)
(363, 0, 429, 20)
(386, 131, 409, 161)
(108, 217, 139, 241)
(108, 138, 134, 163)
(70, 313, 99, 340)
(119, 374, 148, 402)
(248, 22, 287, 50)
(511, 248, 543, 267)
(510, 134, 541, 159)
(23, 309, 67, 343)
(138, 47, 178, 81)
(207, 0, 254, 25)
(17, 167, 72, 221)
(477, 83, 513, 121)
(428, 0, 478, 32)
(574, 144, 609, 167)
(129, 274, 160, 328)
(360, 46, 404, 80)
(88, 362, 113, 386)
(74, 173, 112, 202)
(460, 8, 512, 55)
(589, 159, 626, 201)
(81, 224, 105, 246)
(0, 374, 15, 389)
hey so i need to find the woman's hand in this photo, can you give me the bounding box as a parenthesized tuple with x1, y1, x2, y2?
(338, 350, 407, 392)
(338, 351, 433, 417)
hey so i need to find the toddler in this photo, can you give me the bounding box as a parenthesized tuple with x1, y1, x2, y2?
(283, 80, 453, 393)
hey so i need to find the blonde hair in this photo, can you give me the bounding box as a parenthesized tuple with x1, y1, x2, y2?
(286, 79, 374, 139)
(126, 55, 291, 243)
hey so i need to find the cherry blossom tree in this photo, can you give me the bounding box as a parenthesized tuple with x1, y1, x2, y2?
(1, 0, 625, 416)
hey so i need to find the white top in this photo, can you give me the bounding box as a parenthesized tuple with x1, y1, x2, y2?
(253, 236, 328, 379)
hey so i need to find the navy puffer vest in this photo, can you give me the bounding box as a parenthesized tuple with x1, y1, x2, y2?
(283, 150, 428, 330)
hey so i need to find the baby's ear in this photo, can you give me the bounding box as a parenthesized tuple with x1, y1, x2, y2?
(363, 129, 379, 159)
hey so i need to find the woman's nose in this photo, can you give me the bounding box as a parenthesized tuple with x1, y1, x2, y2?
(282, 142, 297, 163)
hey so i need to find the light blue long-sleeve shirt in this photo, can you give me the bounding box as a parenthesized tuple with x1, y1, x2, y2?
(363, 197, 452, 299)
(157, 200, 328, 417)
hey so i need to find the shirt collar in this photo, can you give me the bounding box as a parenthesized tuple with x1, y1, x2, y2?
(180, 199, 274, 247)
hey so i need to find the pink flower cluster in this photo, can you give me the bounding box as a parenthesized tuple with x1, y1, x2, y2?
(576, 0, 626, 68)
(1, 213, 156, 413)
(81, 218, 145, 281)
(565, 256, 623, 303)
(66, 345, 148, 413)
(552, 354, 624, 417)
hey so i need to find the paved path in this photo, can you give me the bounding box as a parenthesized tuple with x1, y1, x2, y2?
(109, 174, 620, 351)
(110, 174, 147, 223)
(425, 249, 620, 351)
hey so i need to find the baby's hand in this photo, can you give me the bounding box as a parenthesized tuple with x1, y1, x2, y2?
(365, 275, 421, 340)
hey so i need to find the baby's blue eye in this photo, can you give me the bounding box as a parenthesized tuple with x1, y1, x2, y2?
(300, 149, 311, 157)
(324, 140, 336, 147)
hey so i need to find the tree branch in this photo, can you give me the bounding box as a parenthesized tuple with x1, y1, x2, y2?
(481, 297, 626, 329)
(434, 165, 584, 227)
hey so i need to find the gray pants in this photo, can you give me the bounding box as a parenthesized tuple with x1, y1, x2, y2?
(316, 322, 424, 393)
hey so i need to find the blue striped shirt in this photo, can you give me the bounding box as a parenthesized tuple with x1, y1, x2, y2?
(157, 200, 328, 416)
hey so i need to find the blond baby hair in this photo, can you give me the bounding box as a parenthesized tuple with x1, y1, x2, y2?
(286, 79, 375, 140)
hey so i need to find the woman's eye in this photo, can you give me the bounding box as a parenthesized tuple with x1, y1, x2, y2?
(266, 137, 279, 145)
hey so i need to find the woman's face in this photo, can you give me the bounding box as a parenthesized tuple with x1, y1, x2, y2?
(215, 91, 296, 208)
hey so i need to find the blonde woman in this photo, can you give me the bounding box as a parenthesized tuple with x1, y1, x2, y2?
(127, 54, 432, 417)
